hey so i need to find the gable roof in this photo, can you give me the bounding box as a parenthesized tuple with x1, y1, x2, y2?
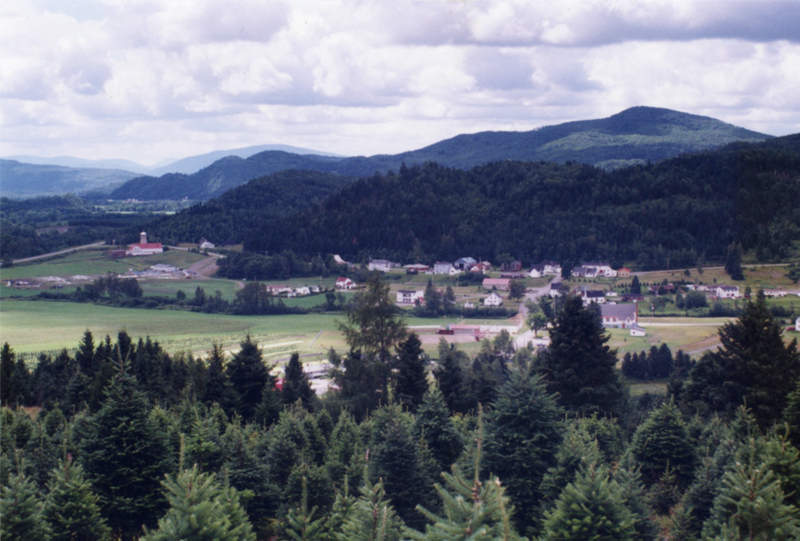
(601, 303, 637, 320)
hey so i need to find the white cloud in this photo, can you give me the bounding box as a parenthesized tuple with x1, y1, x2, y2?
(0, 0, 799, 163)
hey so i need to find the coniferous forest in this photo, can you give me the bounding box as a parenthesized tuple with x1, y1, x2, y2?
(2, 277, 800, 540)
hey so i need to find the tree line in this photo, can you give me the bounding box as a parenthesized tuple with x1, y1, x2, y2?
(2, 279, 800, 539)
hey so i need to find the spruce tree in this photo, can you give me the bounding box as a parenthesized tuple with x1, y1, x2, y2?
(283, 352, 315, 410)
(541, 463, 636, 541)
(43, 456, 111, 541)
(0, 470, 51, 541)
(394, 333, 428, 412)
(141, 465, 256, 541)
(434, 340, 466, 413)
(783, 378, 800, 448)
(325, 411, 363, 489)
(227, 335, 271, 421)
(80, 372, 170, 538)
(725, 242, 744, 280)
(482, 370, 563, 534)
(536, 295, 625, 417)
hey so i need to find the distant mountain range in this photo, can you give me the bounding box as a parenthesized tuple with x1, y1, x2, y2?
(111, 106, 770, 201)
(2, 107, 770, 200)
(0, 160, 139, 198)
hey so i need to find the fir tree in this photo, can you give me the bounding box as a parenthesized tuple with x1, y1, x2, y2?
(630, 399, 696, 488)
(283, 352, 316, 410)
(283, 474, 327, 541)
(202, 343, 237, 413)
(682, 291, 800, 428)
(0, 470, 51, 541)
(227, 335, 271, 421)
(782, 378, 800, 448)
(325, 411, 363, 489)
(80, 372, 170, 538)
(1, 342, 16, 406)
(141, 464, 256, 541)
(43, 456, 111, 541)
(336, 465, 405, 541)
(394, 333, 428, 412)
(482, 370, 563, 534)
(413, 386, 463, 472)
(409, 411, 523, 541)
(702, 442, 800, 540)
(434, 340, 466, 413)
(536, 295, 625, 417)
(541, 463, 637, 541)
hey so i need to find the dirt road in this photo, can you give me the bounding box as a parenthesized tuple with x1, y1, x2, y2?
(8, 241, 106, 265)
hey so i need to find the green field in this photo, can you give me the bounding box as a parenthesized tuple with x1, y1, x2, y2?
(138, 279, 241, 301)
(0, 249, 206, 280)
(0, 299, 480, 360)
(606, 317, 733, 357)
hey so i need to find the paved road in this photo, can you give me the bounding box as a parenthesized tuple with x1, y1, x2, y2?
(8, 241, 106, 265)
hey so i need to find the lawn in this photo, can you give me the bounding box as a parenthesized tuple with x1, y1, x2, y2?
(606, 317, 732, 357)
(138, 278, 241, 301)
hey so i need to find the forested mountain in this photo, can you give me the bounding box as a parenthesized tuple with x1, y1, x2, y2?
(222, 134, 799, 270)
(109, 106, 770, 201)
(145, 170, 353, 245)
(0, 160, 138, 198)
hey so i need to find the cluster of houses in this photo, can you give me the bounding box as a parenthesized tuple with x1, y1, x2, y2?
(264, 284, 322, 297)
(367, 257, 565, 277)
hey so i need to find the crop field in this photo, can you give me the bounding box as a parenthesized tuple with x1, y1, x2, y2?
(632, 264, 797, 289)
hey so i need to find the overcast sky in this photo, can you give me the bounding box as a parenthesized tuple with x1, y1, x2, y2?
(1, 0, 799, 165)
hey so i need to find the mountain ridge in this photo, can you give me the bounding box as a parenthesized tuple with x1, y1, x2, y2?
(110, 106, 771, 201)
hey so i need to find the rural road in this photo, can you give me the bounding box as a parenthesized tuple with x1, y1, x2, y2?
(8, 241, 106, 265)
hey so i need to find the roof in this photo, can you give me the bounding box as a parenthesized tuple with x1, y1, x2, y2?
(601, 303, 637, 319)
(585, 290, 605, 298)
(128, 242, 162, 249)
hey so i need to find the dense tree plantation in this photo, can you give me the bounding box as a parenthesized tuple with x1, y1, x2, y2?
(2, 279, 800, 539)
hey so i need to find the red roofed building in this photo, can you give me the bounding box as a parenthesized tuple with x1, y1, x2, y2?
(126, 232, 163, 256)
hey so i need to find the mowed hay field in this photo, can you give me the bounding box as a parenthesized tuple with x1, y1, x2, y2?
(606, 317, 734, 357)
(0, 299, 347, 359)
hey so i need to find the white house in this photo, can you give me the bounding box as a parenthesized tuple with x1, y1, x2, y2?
(434, 261, 457, 275)
(715, 285, 741, 299)
(581, 289, 607, 305)
(335, 277, 355, 290)
(396, 289, 424, 305)
(796, 316, 800, 330)
(529, 265, 544, 278)
(368, 259, 394, 272)
(454, 257, 477, 270)
(199, 238, 215, 250)
(549, 281, 567, 297)
(542, 262, 562, 276)
(483, 292, 504, 306)
(126, 232, 163, 256)
(600, 303, 638, 328)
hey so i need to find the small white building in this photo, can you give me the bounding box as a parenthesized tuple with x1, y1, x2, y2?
(795, 316, 800, 330)
(368, 259, 394, 272)
(630, 326, 647, 337)
(715, 285, 741, 299)
(483, 292, 504, 306)
(433, 262, 457, 275)
(396, 289, 424, 305)
(199, 238, 215, 250)
(335, 277, 355, 290)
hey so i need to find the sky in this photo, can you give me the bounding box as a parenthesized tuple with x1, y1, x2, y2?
(1, 0, 799, 166)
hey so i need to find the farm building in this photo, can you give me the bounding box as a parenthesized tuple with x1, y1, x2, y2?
(126, 232, 163, 256)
